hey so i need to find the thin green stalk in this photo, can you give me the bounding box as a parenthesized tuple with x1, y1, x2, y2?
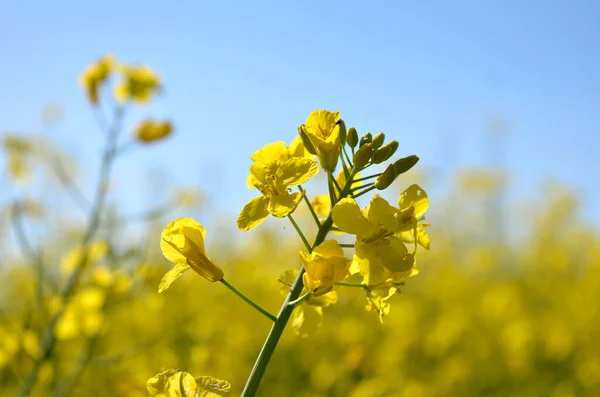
(242, 167, 357, 397)
(288, 292, 311, 307)
(354, 173, 382, 183)
(351, 182, 374, 193)
(354, 185, 377, 198)
(221, 280, 277, 322)
(16, 106, 124, 397)
(288, 215, 311, 251)
(339, 243, 354, 248)
(298, 185, 321, 228)
(339, 149, 351, 179)
(334, 281, 368, 288)
(330, 174, 343, 196)
(342, 146, 353, 170)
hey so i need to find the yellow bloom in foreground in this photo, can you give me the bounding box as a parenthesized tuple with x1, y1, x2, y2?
(300, 240, 351, 296)
(246, 137, 315, 189)
(134, 119, 173, 143)
(159, 218, 223, 292)
(114, 64, 161, 104)
(300, 110, 342, 171)
(79, 54, 115, 105)
(147, 369, 230, 397)
(237, 157, 319, 231)
(332, 195, 416, 285)
(279, 269, 337, 337)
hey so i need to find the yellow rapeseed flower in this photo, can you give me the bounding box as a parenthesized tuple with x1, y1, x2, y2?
(237, 156, 319, 231)
(114, 64, 161, 104)
(332, 195, 416, 285)
(147, 369, 230, 397)
(59, 240, 109, 275)
(159, 218, 224, 292)
(79, 54, 115, 105)
(299, 240, 351, 296)
(134, 119, 173, 143)
(246, 137, 315, 189)
(299, 110, 342, 172)
(279, 269, 337, 337)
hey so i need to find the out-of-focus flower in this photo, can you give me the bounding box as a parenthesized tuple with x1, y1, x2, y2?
(160, 218, 224, 292)
(300, 240, 351, 296)
(147, 369, 230, 397)
(2, 135, 35, 182)
(114, 64, 161, 104)
(55, 287, 106, 340)
(237, 155, 319, 231)
(59, 241, 109, 275)
(79, 54, 115, 105)
(299, 110, 342, 172)
(172, 188, 202, 209)
(60, 240, 109, 275)
(134, 119, 173, 144)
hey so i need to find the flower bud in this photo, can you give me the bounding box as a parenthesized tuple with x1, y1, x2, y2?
(359, 132, 372, 147)
(372, 132, 385, 149)
(353, 143, 372, 169)
(374, 164, 398, 190)
(298, 125, 317, 155)
(370, 145, 390, 164)
(347, 127, 359, 148)
(393, 155, 419, 175)
(337, 119, 347, 146)
(318, 150, 339, 173)
(383, 140, 399, 160)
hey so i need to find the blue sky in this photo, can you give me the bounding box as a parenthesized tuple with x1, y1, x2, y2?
(1, 0, 599, 228)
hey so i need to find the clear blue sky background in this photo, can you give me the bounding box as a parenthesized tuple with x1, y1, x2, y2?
(1, 0, 599, 228)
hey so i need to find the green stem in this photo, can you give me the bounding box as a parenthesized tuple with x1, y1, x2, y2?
(287, 215, 311, 251)
(242, 168, 359, 397)
(298, 185, 321, 228)
(327, 173, 337, 207)
(221, 280, 277, 322)
(330, 174, 343, 196)
(339, 243, 354, 248)
(354, 173, 382, 183)
(339, 149, 351, 180)
(16, 106, 124, 397)
(334, 281, 368, 288)
(342, 146, 353, 169)
(288, 292, 311, 307)
(354, 185, 377, 198)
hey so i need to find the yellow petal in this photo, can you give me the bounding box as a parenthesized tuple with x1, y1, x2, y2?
(417, 226, 430, 249)
(147, 369, 198, 397)
(250, 141, 287, 162)
(276, 157, 319, 187)
(367, 194, 399, 232)
(158, 262, 191, 293)
(378, 238, 413, 273)
(311, 194, 331, 217)
(268, 192, 304, 218)
(161, 218, 207, 259)
(399, 184, 429, 218)
(196, 375, 232, 395)
(249, 161, 279, 185)
(332, 198, 371, 235)
(237, 195, 270, 231)
(288, 135, 315, 158)
(291, 305, 323, 338)
(313, 240, 344, 258)
(186, 254, 224, 282)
